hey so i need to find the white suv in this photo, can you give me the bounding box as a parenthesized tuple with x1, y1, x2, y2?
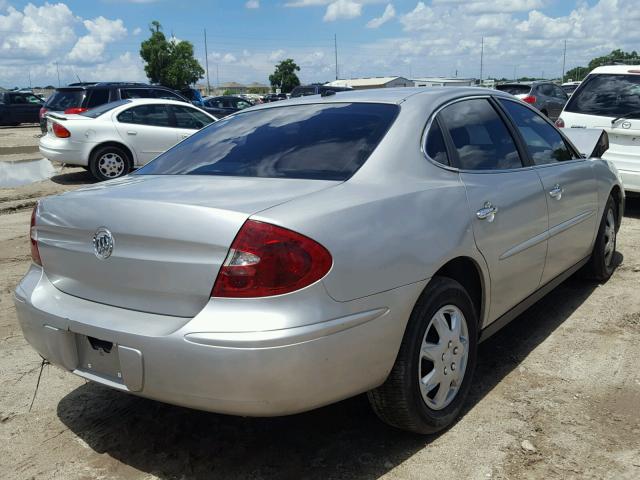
(557, 65, 640, 193)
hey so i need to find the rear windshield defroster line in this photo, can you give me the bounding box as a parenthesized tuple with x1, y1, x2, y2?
(135, 102, 400, 181)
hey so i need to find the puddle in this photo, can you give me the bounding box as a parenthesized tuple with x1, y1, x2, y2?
(0, 158, 57, 188)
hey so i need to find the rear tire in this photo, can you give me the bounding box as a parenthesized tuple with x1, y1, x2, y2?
(585, 195, 618, 281)
(368, 277, 478, 434)
(89, 145, 132, 181)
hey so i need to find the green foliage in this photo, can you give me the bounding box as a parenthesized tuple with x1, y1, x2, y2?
(268, 59, 301, 93)
(565, 49, 640, 82)
(248, 87, 268, 94)
(223, 89, 235, 95)
(139, 21, 204, 90)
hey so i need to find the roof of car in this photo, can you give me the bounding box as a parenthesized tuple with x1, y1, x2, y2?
(589, 65, 640, 75)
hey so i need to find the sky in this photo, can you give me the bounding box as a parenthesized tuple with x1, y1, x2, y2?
(0, 0, 638, 88)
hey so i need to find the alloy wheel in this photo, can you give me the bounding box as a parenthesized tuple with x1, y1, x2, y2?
(98, 152, 125, 178)
(604, 207, 616, 267)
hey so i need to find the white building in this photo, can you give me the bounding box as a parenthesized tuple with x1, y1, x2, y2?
(325, 76, 413, 90)
(412, 77, 476, 87)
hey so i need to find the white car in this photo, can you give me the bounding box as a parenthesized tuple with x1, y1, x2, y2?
(39, 99, 217, 181)
(557, 65, 640, 193)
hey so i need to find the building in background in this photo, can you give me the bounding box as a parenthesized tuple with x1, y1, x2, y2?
(196, 81, 270, 96)
(412, 77, 476, 87)
(325, 76, 413, 90)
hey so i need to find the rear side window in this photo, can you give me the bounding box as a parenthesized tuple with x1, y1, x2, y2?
(496, 85, 531, 96)
(425, 118, 449, 165)
(136, 103, 399, 181)
(154, 89, 184, 101)
(171, 105, 214, 129)
(439, 98, 522, 170)
(291, 87, 317, 97)
(565, 73, 640, 117)
(121, 88, 154, 99)
(499, 99, 577, 165)
(45, 90, 84, 110)
(85, 89, 110, 108)
(117, 104, 171, 127)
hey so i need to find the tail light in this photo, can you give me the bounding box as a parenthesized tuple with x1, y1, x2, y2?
(555, 117, 565, 128)
(39, 107, 48, 119)
(522, 95, 536, 104)
(30, 203, 42, 266)
(63, 107, 88, 115)
(212, 220, 332, 298)
(52, 122, 70, 138)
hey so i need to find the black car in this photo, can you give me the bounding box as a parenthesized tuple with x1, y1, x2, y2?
(0, 91, 44, 126)
(262, 93, 288, 103)
(290, 85, 352, 98)
(40, 82, 190, 132)
(202, 95, 253, 117)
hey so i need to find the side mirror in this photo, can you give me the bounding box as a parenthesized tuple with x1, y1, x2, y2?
(561, 128, 609, 159)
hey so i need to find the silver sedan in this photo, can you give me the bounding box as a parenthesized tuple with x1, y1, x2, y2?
(14, 87, 623, 434)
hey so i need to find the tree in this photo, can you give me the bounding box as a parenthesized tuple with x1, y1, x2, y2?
(139, 21, 204, 90)
(565, 49, 640, 82)
(269, 59, 300, 93)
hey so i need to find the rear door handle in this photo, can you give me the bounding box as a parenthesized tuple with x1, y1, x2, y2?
(549, 184, 563, 200)
(476, 202, 498, 222)
(126, 130, 137, 136)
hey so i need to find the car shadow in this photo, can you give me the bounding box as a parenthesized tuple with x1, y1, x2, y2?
(56, 265, 617, 479)
(624, 195, 640, 219)
(50, 168, 98, 185)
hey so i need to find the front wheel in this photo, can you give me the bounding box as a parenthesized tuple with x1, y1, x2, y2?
(89, 145, 132, 181)
(368, 277, 478, 434)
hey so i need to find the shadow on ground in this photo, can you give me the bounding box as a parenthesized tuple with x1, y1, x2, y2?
(624, 195, 640, 219)
(57, 262, 617, 479)
(50, 168, 98, 185)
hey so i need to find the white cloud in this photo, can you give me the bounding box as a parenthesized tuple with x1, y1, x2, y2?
(68, 17, 127, 63)
(245, 0, 260, 8)
(284, 0, 331, 6)
(132, 27, 142, 35)
(324, 0, 363, 21)
(268, 49, 286, 61)
(366, 3, 395, 28)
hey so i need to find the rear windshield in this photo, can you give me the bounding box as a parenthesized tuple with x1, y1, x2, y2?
(136, 102, 399, 181)
(80, 100, 131, 118)
(45, 90, 85, 110)
(496, 84, 531, 96)
(564, 73, 640, 117)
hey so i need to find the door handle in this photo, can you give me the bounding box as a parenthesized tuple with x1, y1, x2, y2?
(549, 184, 563, 200)
(126, 130, 137, 136)
(476, 202, 498, 222)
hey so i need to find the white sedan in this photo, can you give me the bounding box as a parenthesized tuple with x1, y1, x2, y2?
(39, 99, 217, 181)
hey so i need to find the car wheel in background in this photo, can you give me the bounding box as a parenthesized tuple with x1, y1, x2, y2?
(89, 145, 132, 181)
(368, 277, 478, 434)
(585, 195, 618, 281)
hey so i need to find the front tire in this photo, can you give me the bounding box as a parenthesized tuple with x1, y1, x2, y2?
(585, 195, 618, 281)
(368, 277, 478, 434)
(89, 145, 132, 181)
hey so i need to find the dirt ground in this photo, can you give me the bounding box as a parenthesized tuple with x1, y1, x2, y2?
(0, 128, 639, 479)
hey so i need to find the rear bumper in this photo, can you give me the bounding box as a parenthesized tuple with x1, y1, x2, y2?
(39, 136, 90, 166)
(618, 169, 640, 193)
(14, 266, 422, 416)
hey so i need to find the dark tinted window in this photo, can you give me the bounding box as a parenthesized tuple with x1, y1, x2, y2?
(81, 100, 131, 118)
(171, 105, 214, 129)
(499, 99, 577, 164)
(496, 84, 531, 96)
(136, 103, 399, 181)
(291, 86, 317, 97)
(117, 104, 171, 127)
(45, 90, 84, 110)
(86, 89, 110, 108)
(551, 85, 568, 100)
(154, 89, 184, 101)
(536, 84, 554, 96)
(236, 99, 252, 110)
(425, 118, 449, 165)
(565, 73, 640, 117)
(121, 88, 154, 99)
(440, 99, 522, 170)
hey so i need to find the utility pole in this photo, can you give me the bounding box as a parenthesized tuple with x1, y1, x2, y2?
(480, 36, 484, 83)
(56, 62, 61, 87)
(562, 39, 567, 83)
(28, 70, 32, 90)
(216, 63, 219, 90)
(204, 29, 211, 96)
(513, 65, 517, 82)
(334, 34, 338, 80)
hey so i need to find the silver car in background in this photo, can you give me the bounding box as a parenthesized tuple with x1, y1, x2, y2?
(15, 88, 623, 434)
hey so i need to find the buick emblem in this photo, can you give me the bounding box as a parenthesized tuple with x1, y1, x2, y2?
(93, 227, 114, 260)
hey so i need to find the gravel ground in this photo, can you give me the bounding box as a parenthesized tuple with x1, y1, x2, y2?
(0, 127, 639, 479)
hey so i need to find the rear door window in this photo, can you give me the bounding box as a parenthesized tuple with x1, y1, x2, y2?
(564, 73, 640, 117)
(439, 98, 523, 170)
(498, 99, 578, 165)
(85, 89, 110, 108)
(171, 105, 214, 129)
(136, 102, 399, 181)
(117, 104, 171, 127)
(45, 90, 85, 110)
(121, 88, 154, 99)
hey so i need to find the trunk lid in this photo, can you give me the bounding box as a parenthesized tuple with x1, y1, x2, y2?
(36, 175, 337, 317)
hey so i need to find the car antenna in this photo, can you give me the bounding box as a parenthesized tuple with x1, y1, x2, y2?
(321, 90, 336, 97)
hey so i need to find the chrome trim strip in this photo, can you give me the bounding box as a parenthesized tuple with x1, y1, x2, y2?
(548, 210, 595, 239)
(499, 230, 549, 260)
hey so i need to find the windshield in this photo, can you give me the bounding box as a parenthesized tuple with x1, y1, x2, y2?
(496, 84, 531, 96)
(45, 90, 85, 110)
(136, 102, 399, 181)
(565, 74, 640, 117)
(80, 100, 131, 118)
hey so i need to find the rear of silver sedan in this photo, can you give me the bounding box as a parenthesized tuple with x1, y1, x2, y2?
(14, 100, 421, 416)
